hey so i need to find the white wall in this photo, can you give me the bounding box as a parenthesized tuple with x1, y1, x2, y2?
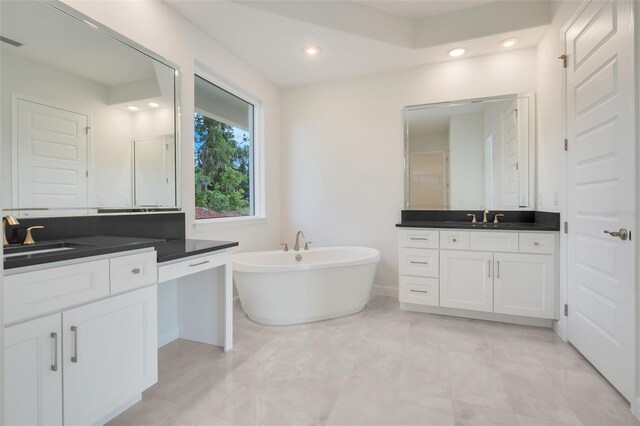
(282, 48, 537, 293)
(448, 112, 485, 208)
(63, 0, 283, 252)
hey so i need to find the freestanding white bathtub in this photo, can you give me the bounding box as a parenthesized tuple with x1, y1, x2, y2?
(233, 246, 381, 325)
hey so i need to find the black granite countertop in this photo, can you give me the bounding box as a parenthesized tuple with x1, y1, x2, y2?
(156, 239, 239, 263)
(3, 236, 165, 270)
(396, 220, 559, 231)
(396, 210, 561, 231)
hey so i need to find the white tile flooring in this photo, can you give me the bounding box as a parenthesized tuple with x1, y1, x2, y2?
(109, 296, 640, 426)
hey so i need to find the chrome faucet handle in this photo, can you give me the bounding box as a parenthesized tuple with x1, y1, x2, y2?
(466, 214, 477, 224)
(280, 243, 289, 252)
(493, 214, 505, 224)
(304, 242, 312, 250)
(23, 226, 44, 245)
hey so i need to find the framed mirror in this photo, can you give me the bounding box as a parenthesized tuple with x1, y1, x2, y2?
(404, 93, 535, 210)
(0, 0, 180, 216)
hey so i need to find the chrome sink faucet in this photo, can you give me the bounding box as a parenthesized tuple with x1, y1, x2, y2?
(294, 231, 305, 251)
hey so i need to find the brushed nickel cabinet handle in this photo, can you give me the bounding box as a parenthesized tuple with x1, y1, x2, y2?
(410, 261, 429, 265)
(189, 260, 210, 267)
(410, 289, 428, 294)
(410, 237, 429, 241)
(71, 326, 78, 363)
(131, 267, 141, 274)
(50, 332, 58, 372)
(533, 242, 540, 246)
(497, 261, 500, 278)
(487, 260, 491, 277)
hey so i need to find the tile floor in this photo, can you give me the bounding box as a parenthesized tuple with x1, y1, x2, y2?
(109, 296, 640, 426)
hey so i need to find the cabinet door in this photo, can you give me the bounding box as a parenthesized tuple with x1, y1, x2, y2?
(63, 286, 158, 425)
(440, 250, 493, 312)
(4, 314, 62, 426)
(494, 253, 557, 319)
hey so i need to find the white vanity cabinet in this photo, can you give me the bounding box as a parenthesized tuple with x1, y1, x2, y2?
(399, 228, 558, 322)
(439, 250, 494, 312)
(4, 313, 63, 426)
(3, 249, 158, 426)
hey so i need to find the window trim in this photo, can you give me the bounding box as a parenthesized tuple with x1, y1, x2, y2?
(193, 66, 265, 224)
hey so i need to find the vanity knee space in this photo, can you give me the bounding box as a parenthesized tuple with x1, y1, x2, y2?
(398, 228, 558, 321)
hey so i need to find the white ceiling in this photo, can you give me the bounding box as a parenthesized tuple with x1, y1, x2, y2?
(355, 1, 498, 19)
(165, 0, 551, 88)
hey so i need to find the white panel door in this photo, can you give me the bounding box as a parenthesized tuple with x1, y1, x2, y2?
(16, 98, 88, 208)
(134, 136, 168, 206)
(502, 99, 519, 208)
(440, 250, 493, 312)
(565, 0, 636, 400)
(63, 286, 158, 425)
(494, 253, 557, 319)
(4, 313, 62, 426)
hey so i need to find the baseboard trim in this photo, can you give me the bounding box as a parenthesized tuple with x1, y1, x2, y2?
(372, 285, 397, 297)
(401, 302, 553, 328)
(158, 326, 179, 348)
(632, 396, 640, 420)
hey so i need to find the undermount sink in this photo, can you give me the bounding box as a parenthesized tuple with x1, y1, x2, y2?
(3, 242, 94, 259)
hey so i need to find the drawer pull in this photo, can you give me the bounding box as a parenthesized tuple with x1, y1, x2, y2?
(533, 242, 540, 246)
(189, 260, 210, 267)
(131, 267, 141, 274)
(497, 260, 500, 278)
(410, 289, 428, 294)
(410, 261, 429, 265)
(488, 260, 491, 277)
(70, 326, 78, 363)
(410, 237, 429, 241)
(50, 332, 58, 372)
(452, 238, 457, 242)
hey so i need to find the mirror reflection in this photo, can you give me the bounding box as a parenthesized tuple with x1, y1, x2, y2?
(405, 94, 533, 210)
(0, 0, 177, 212)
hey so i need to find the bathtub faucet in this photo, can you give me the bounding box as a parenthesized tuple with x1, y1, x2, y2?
(294, 231, 305, 251)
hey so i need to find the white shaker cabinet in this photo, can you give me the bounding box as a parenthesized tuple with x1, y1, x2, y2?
(4, 314, 63, 426)
(493, 253, 556, 319)
(63, 285, 157, 425)
(439, 250, 494, 312)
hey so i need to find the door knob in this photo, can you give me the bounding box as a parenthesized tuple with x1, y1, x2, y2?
(603, 228, 629, 241)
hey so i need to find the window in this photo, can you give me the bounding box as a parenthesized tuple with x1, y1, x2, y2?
(194, 75, 255, 220)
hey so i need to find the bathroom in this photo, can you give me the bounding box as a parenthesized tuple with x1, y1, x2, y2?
(1, 0, 639, 425)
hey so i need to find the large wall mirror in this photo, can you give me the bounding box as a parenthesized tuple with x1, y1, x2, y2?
(404, 94, 535, 210)
(0, 0, 179, 216)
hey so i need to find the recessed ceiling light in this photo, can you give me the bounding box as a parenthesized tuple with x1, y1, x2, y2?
(127, 106, 139, 111)
(303, 45, 321, 56)
(448, 48, 465, 57)
(500, 38, 519, 48)
(148, 102, 159, 108)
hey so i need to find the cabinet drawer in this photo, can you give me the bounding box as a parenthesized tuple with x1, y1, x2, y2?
(439, 231, 469, 250)
(399, 276, 439, 306)
(158, 250, 231, 282)
(110, 251, 158, 294)
(4, 259, 110, 324)
(399, 248, 439, 278)
(519, 233, 556, 254)
(469, 232, 518, 252)
(398, 229, 439, 248)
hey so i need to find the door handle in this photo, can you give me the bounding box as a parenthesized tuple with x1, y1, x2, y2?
(603, 228, 629, 241)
